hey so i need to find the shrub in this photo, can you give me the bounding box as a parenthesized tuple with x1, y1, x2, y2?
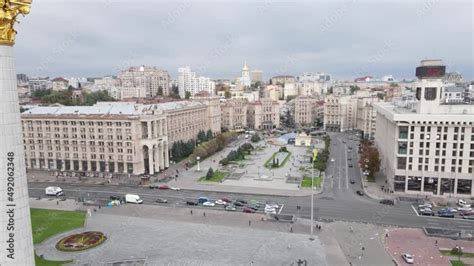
(279, 146, 288, 153)
(206, 167, 214, 178)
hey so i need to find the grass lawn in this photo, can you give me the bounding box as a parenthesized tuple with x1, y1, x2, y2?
(198, 171, 228, 182)
(441, 250, 474, 258)
(31, 208, 86, 266)
(301, 176, 323, 188)
(35, 255, 73, 266)
(264, 151, 291, 168)
(450, 260, 469, 266)
(31, 208, 86, 244)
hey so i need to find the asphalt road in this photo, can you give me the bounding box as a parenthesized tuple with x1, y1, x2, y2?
(27, 132, 473, 232)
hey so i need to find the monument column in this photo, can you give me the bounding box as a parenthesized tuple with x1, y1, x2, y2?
(0, 1, 35, 264)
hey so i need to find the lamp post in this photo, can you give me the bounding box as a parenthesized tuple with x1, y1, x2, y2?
(196, 156, 200, 172)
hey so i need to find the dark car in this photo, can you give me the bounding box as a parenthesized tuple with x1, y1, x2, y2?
(158, 185, 170, 190)
(233, 201, 244, 207)
(110, 195, 121, 201)
(348, 157, 352, 161)
(221, 197, 231, 203)
(356, 190, 364, 196)
(380, 199, 395, 205)
(438, 211, 455, 218)
(243, 207, 256, 213)
(156, 198, 168, 203)
(348, 163, 353, 168)
(186, 201, 198, 206)
(350, 179, 355, 184)
(247, 204, 259, 211)
(236, 199, 248, 204)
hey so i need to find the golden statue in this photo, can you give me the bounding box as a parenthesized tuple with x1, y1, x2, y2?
(0, 0, 31, 46)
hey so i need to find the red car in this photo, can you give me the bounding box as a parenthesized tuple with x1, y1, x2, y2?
(158, 185, 170, 190)
(221, 198, 231, 203)
(460, 210, 474, 216)
(243, 207, 256, 213)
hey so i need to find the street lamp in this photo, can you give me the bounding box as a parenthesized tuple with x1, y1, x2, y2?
(196, 156, 200, 172)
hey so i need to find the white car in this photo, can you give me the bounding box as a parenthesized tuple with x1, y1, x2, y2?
(330, 158, 335, 162)
(418, 203, 433, 209)
(170, 187, 181, 191)
(265, 203, 279, 209)
(401, 253, 414, 264)
(202, 201, 215, 207)
(458, 206, 472, 212)
(215, 199, 227, 205)
(264, 206, 276, 213)
(457, 199, 467, 206)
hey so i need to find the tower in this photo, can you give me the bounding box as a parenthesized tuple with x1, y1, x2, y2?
(0, 1, 35, 265)
(414, 59, 446, 114)
(241, 61, 251, 87)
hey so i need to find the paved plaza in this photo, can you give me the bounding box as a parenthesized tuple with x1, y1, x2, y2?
(35, 204, 328, 266)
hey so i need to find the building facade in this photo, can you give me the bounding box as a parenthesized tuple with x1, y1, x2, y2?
(241, 62, 251, 87)
(28, 77, 51, 92)
(221, 99, 248, 131)
(191, 96, 222, 135)
(374, 60, 474, 197)
(323, 95, 357, 132)
(107, 86, 147, 100)
(118, 66, 170, 97)
(294, 96, 319, 127)
(21, 103, 169, 175)
(271, 75, 296, 86)
(247, 99, 280, 130)
(51, 77, 69, 91)
(178, 67, 215, 98)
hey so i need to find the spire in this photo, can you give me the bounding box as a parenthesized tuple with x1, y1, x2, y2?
(243, 61, 249, 71)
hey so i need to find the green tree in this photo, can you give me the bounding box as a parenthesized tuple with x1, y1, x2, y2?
(452, 246, 463, 262)
(185, 91, 191, 99)
(206, 130, 213, 140)
(170, 85, 180, 99)
(157, 86, 163, 96)
(350, 85, 360, 94)
(286, 95, 297, 102)
(206, 167, 214, 179)
(327, 86, 333, 94)
(197, 130, 207, 142)
(224, 90, 232, 99)
(31, 89, 52, 100)
(280, 109, 295, 128)
(251, 134, 261, 143)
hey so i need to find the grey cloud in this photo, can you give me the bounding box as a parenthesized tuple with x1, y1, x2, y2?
(14, 0, 473, 80)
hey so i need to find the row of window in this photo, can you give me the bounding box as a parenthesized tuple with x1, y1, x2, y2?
(25, 120, 132, 127)
(28, 152, 134, 161)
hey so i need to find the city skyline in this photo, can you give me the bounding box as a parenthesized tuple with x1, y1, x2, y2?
(14, 0, 473, 80)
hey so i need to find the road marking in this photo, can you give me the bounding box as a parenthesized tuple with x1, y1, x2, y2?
(278, 204, 284, 214)
(411, 205, 420, 216)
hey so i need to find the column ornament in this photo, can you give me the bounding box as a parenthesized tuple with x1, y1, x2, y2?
(0, 0, 31, 46)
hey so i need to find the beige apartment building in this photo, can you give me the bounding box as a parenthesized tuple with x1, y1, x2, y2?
(191, 96, 222, 135)
(159, 101, 210, 145)
(118, 65, 170, 97)
(324, 95, 357, 132)
(247, 99, 281, 130)
(356, 95, 380, 138)
(221, 99, 248, 131)
(21, 102, 169, 175)
(294, 96, 320, 127)
(375, 60, 474, 197)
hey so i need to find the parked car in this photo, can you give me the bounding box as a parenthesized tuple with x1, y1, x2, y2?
(457, 199, 468, 206)
(221, 198, 231, 203)
(419, 208, 434, 216)
(440, 207, 457, 213)
(156, 198, 168, 203)
(380, 199, 394, 205)
(264, 208, 277, 214)
(401, 253, 414, 264)
(348, 163, 353, 168)
(203, 201, 215, 207)
(350, 179, 355, 184)
(438, 210, 455, 218)
(247, 204, 259, 211)
(225, 205, 236, 211)
(457, 206, 472, 212)
(243, 207, 256, 213)
(233, 201, 244, 207)
(109, 195, 121, 201)
(186, 201, 198, 206)
(215, 199, 227, 205)
(460, 210, 474, 217)
(418, 203, 433, 209)
(236, 199, 248, 204)
(198, 197, 209, 204)
(170, 187, 181, 191)
(149, 184, 160, 189)
(158, 185, 170, 190)
(356, 190, 364, 196)
(265, 203, 279, 209)
(348, 157, 352, 161)
(330, 158, 335, 162)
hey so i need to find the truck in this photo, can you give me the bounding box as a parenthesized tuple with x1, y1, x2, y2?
(125, 194, 143, 204)
(45, 186, 64, 196)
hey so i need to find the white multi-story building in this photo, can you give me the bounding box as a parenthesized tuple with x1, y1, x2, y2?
(247, 99, 280, 130)
(21, 102, 169, 175)
(178, 66, 215, 98)
(118, 66, 170, 97)
(324, 95, 357, 132)
(28, 77, 51, 92)
(241, 62, 251, 87)
(93, 76, 119, 92)
(374, 60, 474, 197)
(51, 77, 69, 91)
(107, 86, 147, 100)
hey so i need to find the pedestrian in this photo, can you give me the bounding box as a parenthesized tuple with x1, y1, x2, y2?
(190, 210, 193, 215)
(435, 240, 438, 246)
(290, 227, 293, 233)
(203, 212, 206, 217)
(56, 200, 59, 205)
(385, 233, 389, 238)
(249, 220, 251, 226)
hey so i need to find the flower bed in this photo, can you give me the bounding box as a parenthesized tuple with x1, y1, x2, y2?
(56, 231, 106, 252)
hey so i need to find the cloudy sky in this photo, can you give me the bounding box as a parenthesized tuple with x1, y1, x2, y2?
(14, 0, 473, 81)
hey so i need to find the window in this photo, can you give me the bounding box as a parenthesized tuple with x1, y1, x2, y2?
(397, 157, 407, 170)
(424, 87, 437, 100)
(399, 126, 408, 139)
(416, 87, 422, 100)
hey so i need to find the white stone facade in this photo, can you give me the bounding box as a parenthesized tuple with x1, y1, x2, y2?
(178, 67, 215, 98)
(118, 66, 170, 97)
(0, 45, 35, 265)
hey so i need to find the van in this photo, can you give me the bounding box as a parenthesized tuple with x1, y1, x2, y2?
(45, 186, 64, 196)
(198, 197, 209, 204)
(125, 194, 143, 204)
